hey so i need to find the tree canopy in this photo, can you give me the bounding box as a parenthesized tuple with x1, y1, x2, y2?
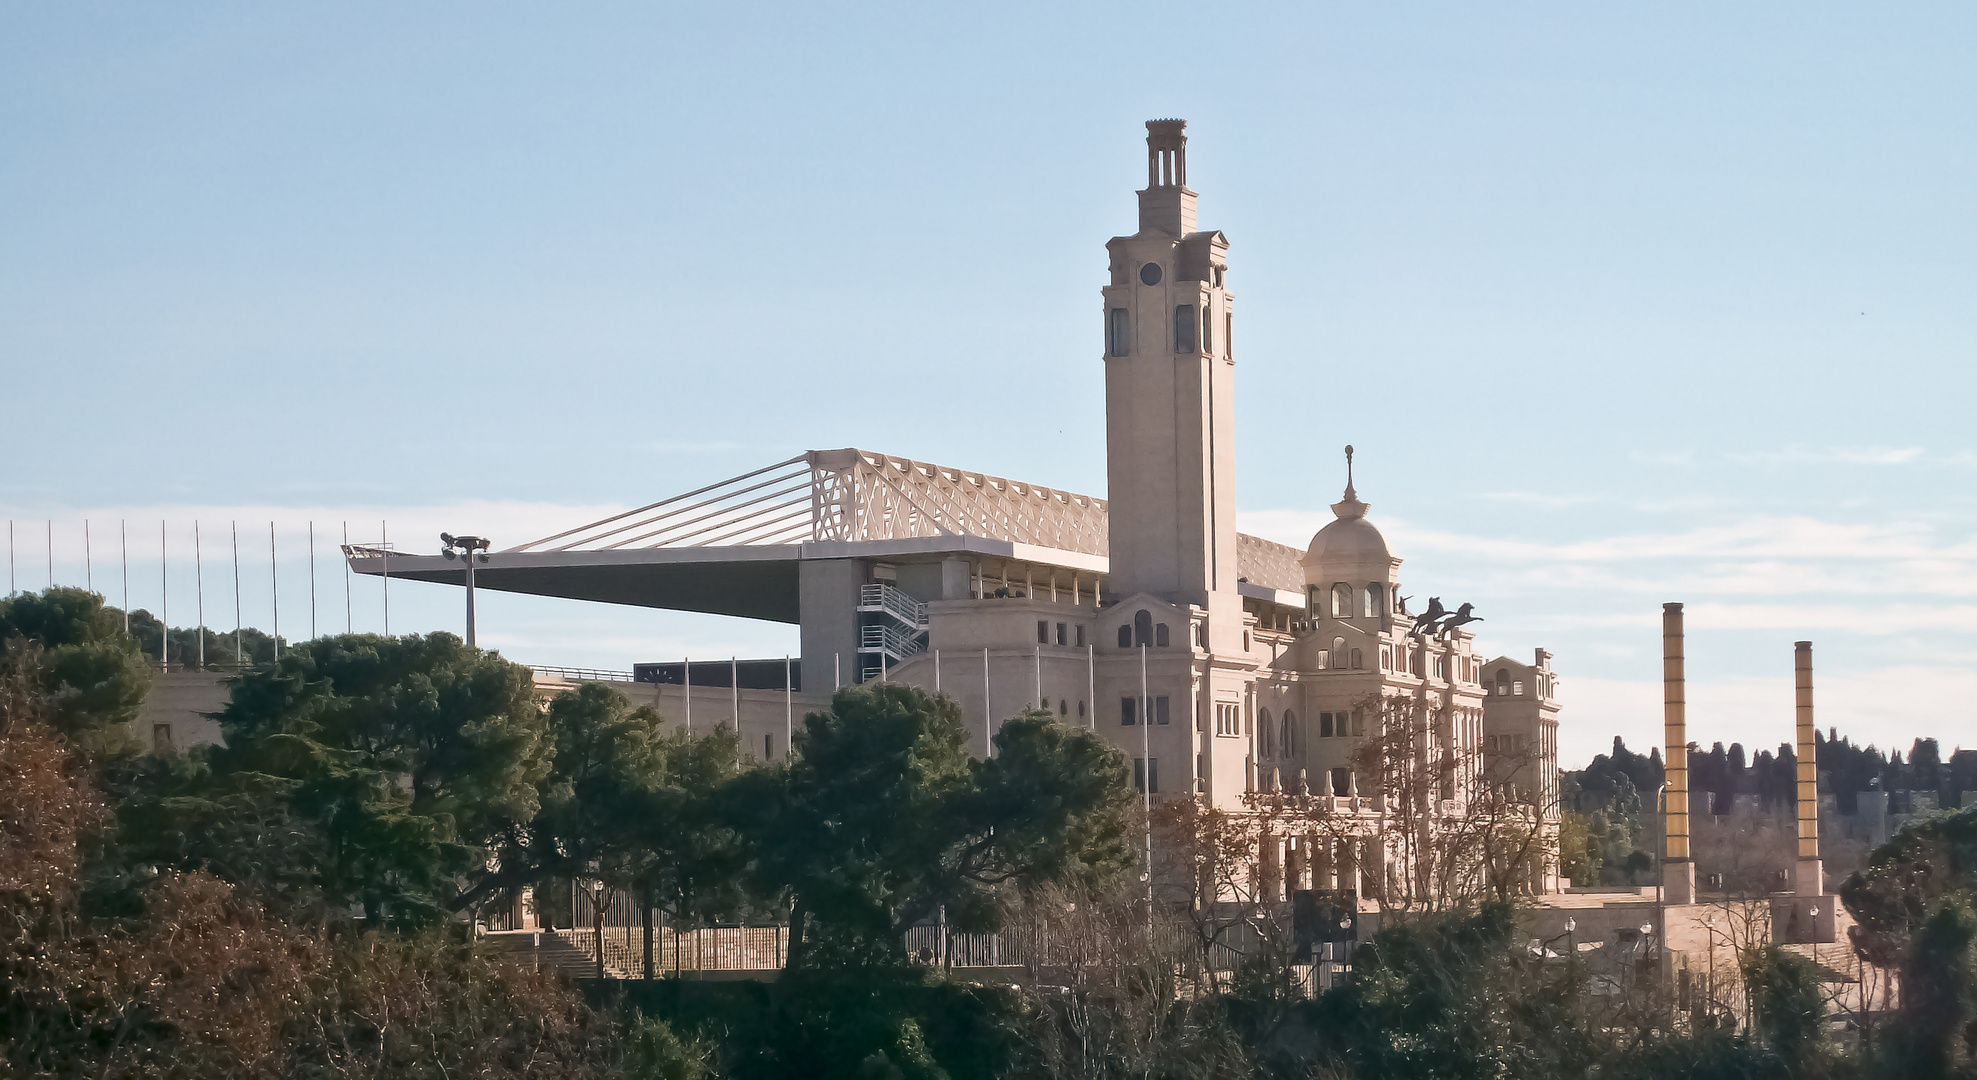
(743, 683, 1135, 967)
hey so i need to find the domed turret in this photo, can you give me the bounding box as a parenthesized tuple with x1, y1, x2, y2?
(1302, 446, 1399, 583)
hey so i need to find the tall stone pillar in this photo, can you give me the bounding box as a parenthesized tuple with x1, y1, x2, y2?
(1661, 603, 1695, 904)
(1795, 642, 1824, 897)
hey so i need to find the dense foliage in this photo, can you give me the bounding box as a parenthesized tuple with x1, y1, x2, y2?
(14, 584, 1977, 1079)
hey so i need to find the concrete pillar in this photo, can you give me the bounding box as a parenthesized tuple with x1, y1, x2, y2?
(799, 559, 865, 688)
(1795, 642, 1824, 896)
(940, 556, 971, 601)
(1662, 603, 1696, 904)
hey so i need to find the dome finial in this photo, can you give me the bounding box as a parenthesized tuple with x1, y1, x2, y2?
(1331, 445, 1369, 521)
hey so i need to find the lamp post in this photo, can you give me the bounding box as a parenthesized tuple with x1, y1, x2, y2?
(440, 533, 491, 647)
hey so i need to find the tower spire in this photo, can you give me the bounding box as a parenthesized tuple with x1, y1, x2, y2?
(1331, 445, 1368, 521)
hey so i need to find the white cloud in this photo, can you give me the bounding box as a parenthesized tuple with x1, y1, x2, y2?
(1727, 444, 1927, 467)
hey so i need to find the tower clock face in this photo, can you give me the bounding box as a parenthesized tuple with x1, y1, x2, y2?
(1139, 262, 1163, 286)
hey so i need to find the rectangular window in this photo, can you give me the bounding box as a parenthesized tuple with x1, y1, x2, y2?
(1037, 620, 1049, 644)
(766, 733, 775, 758)
(1134, 757, 1159, 794)
(1121, 697, 1137, 725)
(1215, 702, 1240, 736)
(1056, 622, 1067, 646)
(1317, 650, 1330, 670)
(1174, 305, 1197, 352)
(1109, 308, 1129, 356)
(1202, 305, 1213, 354)
(1075, 625, 1085, 647)
(1225, 312, 1233, 357)
(1351, 709, 1365, 737)
(1320, 712, 1333, 738)
(152, 723, 172, 751)
(1155, 696, 1170, 725)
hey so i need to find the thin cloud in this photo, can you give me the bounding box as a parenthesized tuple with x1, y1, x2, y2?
(1728, 444, 1926, 467)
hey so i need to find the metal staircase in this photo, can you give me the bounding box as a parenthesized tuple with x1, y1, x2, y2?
(856, 583, 928, 673)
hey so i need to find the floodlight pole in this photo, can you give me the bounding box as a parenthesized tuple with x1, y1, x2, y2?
(441, 534, 492, 648)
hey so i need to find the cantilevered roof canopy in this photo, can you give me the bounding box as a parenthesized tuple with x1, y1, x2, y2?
(345, 449, 1307, 621)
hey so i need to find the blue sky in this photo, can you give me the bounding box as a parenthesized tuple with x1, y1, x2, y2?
(4, 2, 1974, 765)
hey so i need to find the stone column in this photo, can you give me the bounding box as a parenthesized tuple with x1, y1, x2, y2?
(1795, 642, 1823, 896)
(1661, 603, 1696, 904)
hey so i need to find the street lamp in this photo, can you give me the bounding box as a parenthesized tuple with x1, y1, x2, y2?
(440, 533, 491, 647)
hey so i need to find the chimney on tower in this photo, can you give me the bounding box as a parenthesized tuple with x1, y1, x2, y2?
(1662, 603, 1695, 905)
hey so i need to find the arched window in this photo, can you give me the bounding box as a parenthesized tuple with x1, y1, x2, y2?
(1174, 304, 1197, 352)
(1156, 623, 1170, 647)
(1259, 708, 1274, 758)
(1118, 625, 1132, 648)
(1364, 582, 1383, 618)
(1331, 583, 1351, 617)
(1333, 637, 1346, 663)
(1134, 610, 1153, 647)
(1495, 669, 1510, 697)
(1281, 710, 1296, 757)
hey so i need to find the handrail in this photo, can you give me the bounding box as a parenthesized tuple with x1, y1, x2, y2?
(529, 664, 637, 683)
(857, 624, 925, 658)
(858, 583, 928, 628)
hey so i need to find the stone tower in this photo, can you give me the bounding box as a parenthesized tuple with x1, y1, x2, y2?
(1101, 119, 1242, 653)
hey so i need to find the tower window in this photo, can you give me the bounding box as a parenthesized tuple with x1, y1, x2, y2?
(1108, 308, 1129, 356)
(1134, 609, 1153, 647)
(1364, 583, 1383, 618)
(1155, 623, 1170, 647)
(1174, 305, 1197, 352)
(1139, 262, 1163, 286)
(1201, 305, 1213, 354)
(1331, 583, 1351, 617)
(1332, 637, 1346, 664)
(1118, 625, 1132, 648)
(1225, 312, 1233, 356)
